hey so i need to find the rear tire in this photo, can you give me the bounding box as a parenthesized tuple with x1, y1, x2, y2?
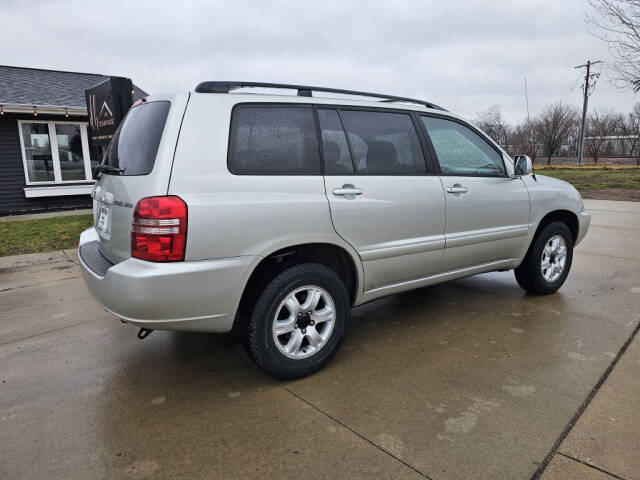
(514, 221, 573, 295)
(246, 263, 350, 379)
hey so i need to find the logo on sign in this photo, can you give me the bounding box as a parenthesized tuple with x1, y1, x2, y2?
(88, 94, 116, 131)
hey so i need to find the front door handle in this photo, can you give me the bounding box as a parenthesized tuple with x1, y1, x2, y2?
(446, 184, 468, 194)
(332, 184, 363, 199)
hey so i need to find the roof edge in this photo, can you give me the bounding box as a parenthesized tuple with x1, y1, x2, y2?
(0, 64, 107, 78)
(0, 104, 87, 116)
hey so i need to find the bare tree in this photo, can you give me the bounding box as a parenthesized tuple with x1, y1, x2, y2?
(585, 108, 622, 162)
(474, 105, 512, 153)
(511, 122, 539, 161)
(587, 0, 640, 91)
(534, 103, 579, 164)
(621, 102, 640, 164)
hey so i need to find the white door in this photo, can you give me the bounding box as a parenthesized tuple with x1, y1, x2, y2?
(318, 108, 446, 292)
(419, 115, 530, 272)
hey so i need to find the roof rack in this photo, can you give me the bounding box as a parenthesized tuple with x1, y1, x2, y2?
(194, 81, 447, 111)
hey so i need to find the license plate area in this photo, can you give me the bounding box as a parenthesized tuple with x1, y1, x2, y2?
(96, 203, 110, 234)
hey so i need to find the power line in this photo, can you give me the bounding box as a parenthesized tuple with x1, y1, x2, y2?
(591, 90, 633, 95)
(562, 72, 584, 100)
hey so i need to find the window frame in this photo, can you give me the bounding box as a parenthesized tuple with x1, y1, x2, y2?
(418, 113, 508, 178)
(227, 102, 440, 176)
(17, 119, 94, 185)
(226, 103, 323, 176)
(102, 100, 171, 177)
(316, 105, 437, 176)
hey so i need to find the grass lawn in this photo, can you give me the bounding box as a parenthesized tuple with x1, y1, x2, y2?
(0, 214, 93, 257)
(535, 166, 640, 201)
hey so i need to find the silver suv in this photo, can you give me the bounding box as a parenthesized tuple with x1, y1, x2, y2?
(79, 82, 591, 378)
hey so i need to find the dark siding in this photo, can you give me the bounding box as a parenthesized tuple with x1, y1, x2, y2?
(0, 113, 93, 216)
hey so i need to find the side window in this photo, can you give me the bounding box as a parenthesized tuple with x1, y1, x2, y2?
(340, 110, 426, 175)
(421, 116, 505, 177)
(229, 106, 320, 175)
(317, 109, 354, 174)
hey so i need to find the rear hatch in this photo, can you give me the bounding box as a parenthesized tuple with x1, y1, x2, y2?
(92, 93, 189, 264)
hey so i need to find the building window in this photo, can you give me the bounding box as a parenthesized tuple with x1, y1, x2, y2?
(18, 120, 93, 184)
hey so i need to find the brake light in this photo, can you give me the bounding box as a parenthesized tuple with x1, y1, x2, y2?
(131, 196, 187, 262)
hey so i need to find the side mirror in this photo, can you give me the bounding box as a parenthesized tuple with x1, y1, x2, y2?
(513, 155, 533, 177)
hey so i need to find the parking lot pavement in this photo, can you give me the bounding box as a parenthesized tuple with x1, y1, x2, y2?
(1, 199, 639, 480)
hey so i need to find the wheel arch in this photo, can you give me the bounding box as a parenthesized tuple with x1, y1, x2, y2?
(534, 209, 579, 245)
(232, 241, 362, 338)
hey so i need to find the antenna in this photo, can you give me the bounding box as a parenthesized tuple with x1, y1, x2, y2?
(524, 78, 532, 147)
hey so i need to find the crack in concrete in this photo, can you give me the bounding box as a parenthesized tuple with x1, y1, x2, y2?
(61, 249, 78, 264)
(555, 452, 631, 480)
(577, 250, 640, 262)
(0, 275, 83, 293)
(0, 316, 110, 347)
(283, 387, 433, 480)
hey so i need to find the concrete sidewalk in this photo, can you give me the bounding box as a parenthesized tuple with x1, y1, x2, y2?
(0, 208, 92, 222)
(1, 199, 639, 479)
(542, 323, 640, 480)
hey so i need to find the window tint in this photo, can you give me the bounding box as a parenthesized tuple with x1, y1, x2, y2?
(317, 109, 354, 174)
(340, 110, 426, 175)
(421, 116, 505, 177)
(229, 106, 320, 175)
(106, 101, 170, 175)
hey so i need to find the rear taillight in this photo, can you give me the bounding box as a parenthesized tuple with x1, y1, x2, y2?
(131, 196, 187, 262)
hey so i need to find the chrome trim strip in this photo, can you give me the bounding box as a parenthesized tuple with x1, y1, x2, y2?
(446, 225, 529, 248)
(360, 235, 445, 261)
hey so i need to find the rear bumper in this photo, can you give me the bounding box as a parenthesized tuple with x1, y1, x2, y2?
(576, 210, 591, 246)
(78, 228, 257, 332)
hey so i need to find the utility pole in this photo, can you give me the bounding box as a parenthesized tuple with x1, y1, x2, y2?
(575, 60, 601, 165)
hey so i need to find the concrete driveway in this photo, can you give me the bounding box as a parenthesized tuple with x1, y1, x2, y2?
(1, 199, 639, 480)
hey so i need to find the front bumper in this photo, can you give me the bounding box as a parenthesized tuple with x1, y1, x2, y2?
(575, 210, 591, 246)
(78, 228, 257, 332)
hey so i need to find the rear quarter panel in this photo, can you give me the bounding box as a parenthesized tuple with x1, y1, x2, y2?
(92, 93, 190, 263)
(168, 94, 364, 298)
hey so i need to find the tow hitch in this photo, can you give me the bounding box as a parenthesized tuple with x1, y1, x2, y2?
(137, 328, 153, 340)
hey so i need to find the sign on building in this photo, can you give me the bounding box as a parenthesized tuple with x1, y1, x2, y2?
(85, 77, 133, 146)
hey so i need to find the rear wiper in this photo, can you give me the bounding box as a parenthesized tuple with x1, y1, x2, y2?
(95, 164, 125, 176)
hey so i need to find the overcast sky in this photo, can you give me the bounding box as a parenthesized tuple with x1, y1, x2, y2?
(0, 0, 635, 122)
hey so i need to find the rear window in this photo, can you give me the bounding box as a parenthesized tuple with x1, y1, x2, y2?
(228, 106, 320, 175)
(105, 101, 170, 175)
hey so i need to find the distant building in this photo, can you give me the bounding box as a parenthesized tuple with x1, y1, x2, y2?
(584, 135, 639, 157)
(0, 65, 147, 215)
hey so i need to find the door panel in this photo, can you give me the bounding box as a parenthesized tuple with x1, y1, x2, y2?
(439, 176, 530, 271)
(317, 107, 446, 291)
(325, 176, 446, 291)
(419, 115, 531, 272)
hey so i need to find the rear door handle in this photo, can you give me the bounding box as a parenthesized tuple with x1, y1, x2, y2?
(332, 184, 363, 199)
(446, 185, 467, 194)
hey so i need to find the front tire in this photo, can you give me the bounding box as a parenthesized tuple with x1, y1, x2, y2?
(514, 221, 574, 295)
(246, 263, 351, 379)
